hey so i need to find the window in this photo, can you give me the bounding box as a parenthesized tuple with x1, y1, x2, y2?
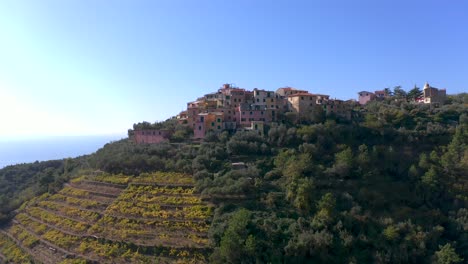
(261, 111, 264, 115)
(257, 98, 260, 102)
(217, 118, 221, 122)
(250, 111, 253, 115)
(263, 98, 266, 102)
(198, 126, 202, 130)
(211, 122, 215, 126)
(241, 118, 246, 121)
(301, 97, 304, 100)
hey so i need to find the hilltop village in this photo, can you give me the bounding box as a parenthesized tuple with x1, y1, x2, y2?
(133, 82, 447, 143)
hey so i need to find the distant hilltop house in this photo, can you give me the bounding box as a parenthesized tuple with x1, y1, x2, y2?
(358, 82, 447, 105)
(423, 82, 446, 105)
(358, 90, 388, 105)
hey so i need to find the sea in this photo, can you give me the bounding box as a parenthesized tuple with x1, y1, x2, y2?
(0, 135, 126, 169)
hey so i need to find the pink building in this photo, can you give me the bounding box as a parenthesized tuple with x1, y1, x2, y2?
(374, 90, 386, 99)
(358, 91, 376, 105)
(134, 129, 171, 144)
(177, 111, 188, 125)
(238, 104, 274, 127)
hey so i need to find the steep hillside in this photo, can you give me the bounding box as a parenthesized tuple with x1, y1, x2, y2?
(0, 94, 466, 263)
(0, 172, 212, 263)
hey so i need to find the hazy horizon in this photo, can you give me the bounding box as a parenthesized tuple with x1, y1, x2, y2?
(0, 134, 126, 169)
(0, 133, 127, 142)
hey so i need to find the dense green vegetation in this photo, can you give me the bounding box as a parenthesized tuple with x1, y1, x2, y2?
(0, 93, 466, 263)
(0, 157, 88, 224)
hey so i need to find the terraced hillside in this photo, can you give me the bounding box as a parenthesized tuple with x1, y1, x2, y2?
(0, 172, 213, 263)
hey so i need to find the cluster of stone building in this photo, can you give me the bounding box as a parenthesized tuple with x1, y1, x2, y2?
(177, 84, 353, 140)
(358, 82, 446, 105)
(133, 82, 448, 143)
(134, 84, 354, 142)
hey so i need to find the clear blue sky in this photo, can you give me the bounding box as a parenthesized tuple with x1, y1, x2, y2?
(0, 0, 466, 138)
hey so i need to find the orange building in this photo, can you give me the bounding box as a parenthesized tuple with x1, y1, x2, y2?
(193, 112, 224, 139)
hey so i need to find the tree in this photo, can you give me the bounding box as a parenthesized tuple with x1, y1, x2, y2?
(311, 105, 326, 123)
(312, 193, 336, 229)
(407, 85, 423, 101)
(434, 243, 463, 264)
(293, 178, 315, 213)
(327, 147, 354, 178)
(421, 166, 438, 189)
(384, 87, 393, 96)
(216, 209, 255, 263)
(393, 86, 407, 99)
